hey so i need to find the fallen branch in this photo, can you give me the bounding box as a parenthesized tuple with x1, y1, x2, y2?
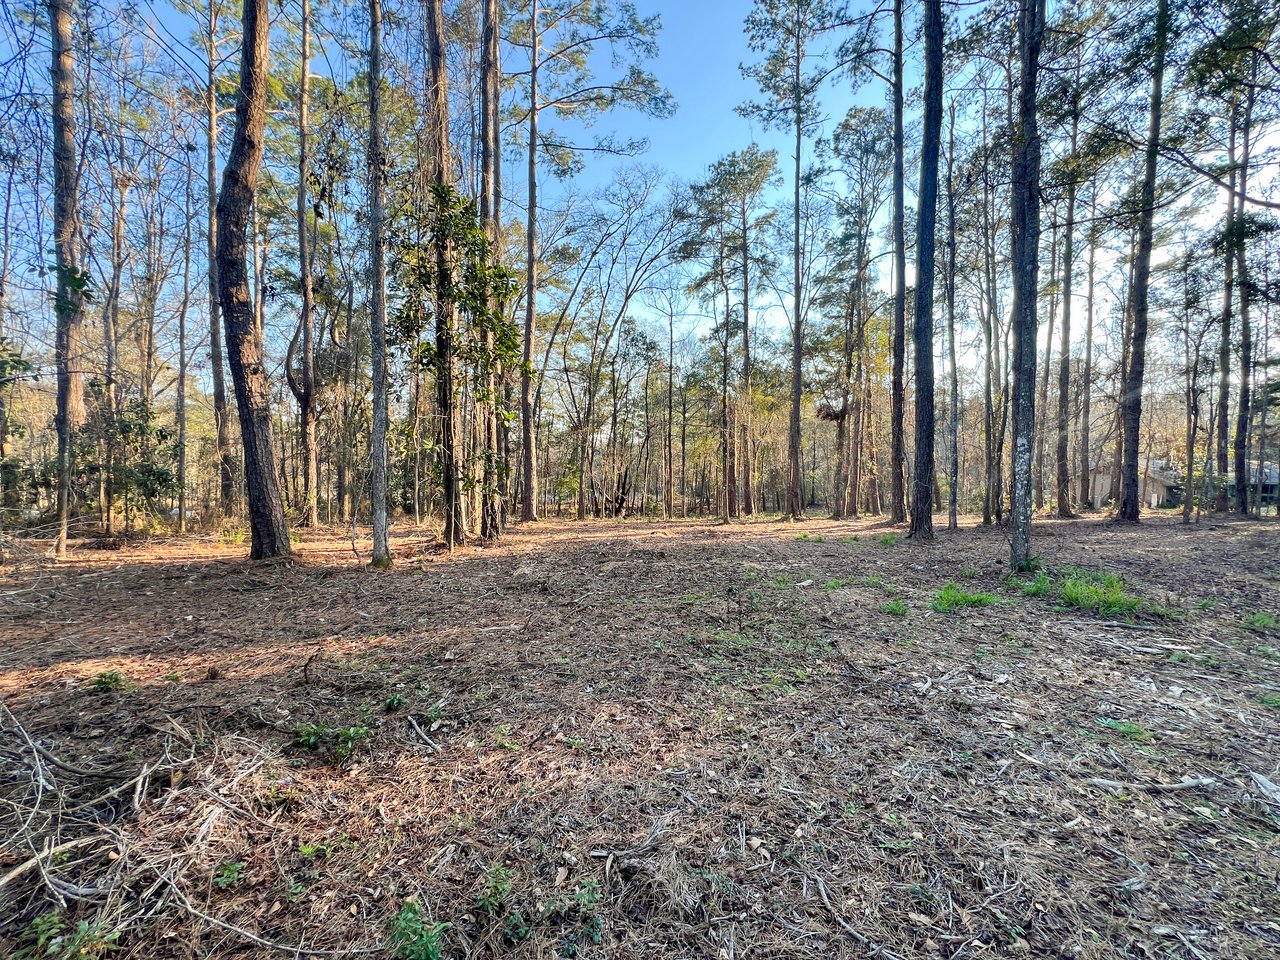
(1086, 776, 1216, 793)
(814, 874, 907, 960)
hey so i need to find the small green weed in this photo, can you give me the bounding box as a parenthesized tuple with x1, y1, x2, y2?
(93, 670, 128, 694)
(877, 534, 898, 546)
(1243, 612, 1278, 631)
(385, 693, 407, 711)
(16, 912, 118, 960)
(881, 599, 908, 616)
(389, 900, 450, 960)
(1257, 694, 1280, 709)
(213, 860, 246, 890)
(503, 911, 530, 945)
(492, 723, 520, 751)
(931, 582, 997, 613)
(824, 577, 855, 590)
(477, 864, 514, 913)
(1097, 718, 1151, 742)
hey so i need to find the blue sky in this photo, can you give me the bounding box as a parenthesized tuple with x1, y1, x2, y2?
(561, 0, 882, 191)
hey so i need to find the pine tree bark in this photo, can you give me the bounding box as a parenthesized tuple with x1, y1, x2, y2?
(945, 100, 959, 531)
(785, 20, 804, 521)
(520, 0, 540, 523)
(479, 0, 503, 540)
(888, 0, 907, 524)
(206, 5, 234, 517)
(426, 0, 463, 549)
(217, 0, 290, 559)
(290, 0, 318, 527)
(1009, 0, 1044, 569)
(1232, 81, 1256, 516)
(1055, 110, 1079, 517)
(368, 0, 391, 565)
(908, 0, 943, 540)
(1215, 105, 1237, 511)
(1118, 0, 1169, 523)
(49, 0, 84, 559)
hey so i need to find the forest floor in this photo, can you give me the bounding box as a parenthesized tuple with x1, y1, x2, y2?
(2, 514, 1279, 959)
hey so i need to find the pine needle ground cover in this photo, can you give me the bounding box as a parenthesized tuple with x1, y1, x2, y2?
(2, 516, 1278, 959)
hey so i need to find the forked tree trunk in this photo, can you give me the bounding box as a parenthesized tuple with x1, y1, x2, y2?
(217, 0, 290, 559)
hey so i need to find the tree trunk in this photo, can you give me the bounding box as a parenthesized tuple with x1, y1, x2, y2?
(1233, 81, 1256, 516)
(945, 99, 959, 531)
(740, 196, 754, 516)
(1118, 0, 1168, 523)
(889, 0, 907, 525)
(206, 5, 235, 518)
(1009, 0, 1044, 569)
(479, 0, 503, 540)
(786, 23, 804, 521)
(909, 0, 942, 540)
(520, 0, 540, 523)
(1216, 105, 1237, 511)
(49, 0, 84, 559)
(1079, 184, 1097, 508)
(368, 0, 391, 565)
(217, 0, 290, 559)
(426, 0, 463, 548)
(1055, 111, 1079, 517)
(292, 0, 318, 527)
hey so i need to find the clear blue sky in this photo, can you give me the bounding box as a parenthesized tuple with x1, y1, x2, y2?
(562, 0, 881, 190)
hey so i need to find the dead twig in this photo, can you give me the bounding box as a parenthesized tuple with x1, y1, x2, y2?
(1085, 776, 1216, 793)
(813, 874, 907, 960)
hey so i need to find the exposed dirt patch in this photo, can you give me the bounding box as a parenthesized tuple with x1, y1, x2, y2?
(2, 516, 1279, 958)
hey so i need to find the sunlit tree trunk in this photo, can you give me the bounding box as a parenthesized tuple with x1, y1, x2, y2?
(217, 0, 290, 559)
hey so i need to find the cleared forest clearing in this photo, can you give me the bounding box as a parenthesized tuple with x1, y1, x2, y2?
(2, 517, 1279, 959)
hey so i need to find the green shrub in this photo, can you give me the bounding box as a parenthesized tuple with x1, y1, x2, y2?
(931, 582, 997, 613)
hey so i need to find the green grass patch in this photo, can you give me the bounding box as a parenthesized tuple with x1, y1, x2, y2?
(824, 577, 855, 590)
(1258, 694, 1280, 709)
(931, 582, 997, 613)
(881, 599, 908, 616)
(1060, 570, 1140, 616)
(1096, 718, 1151, 741)
(876, 534, 898, 546)
(1243, 612, 1278, 631)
